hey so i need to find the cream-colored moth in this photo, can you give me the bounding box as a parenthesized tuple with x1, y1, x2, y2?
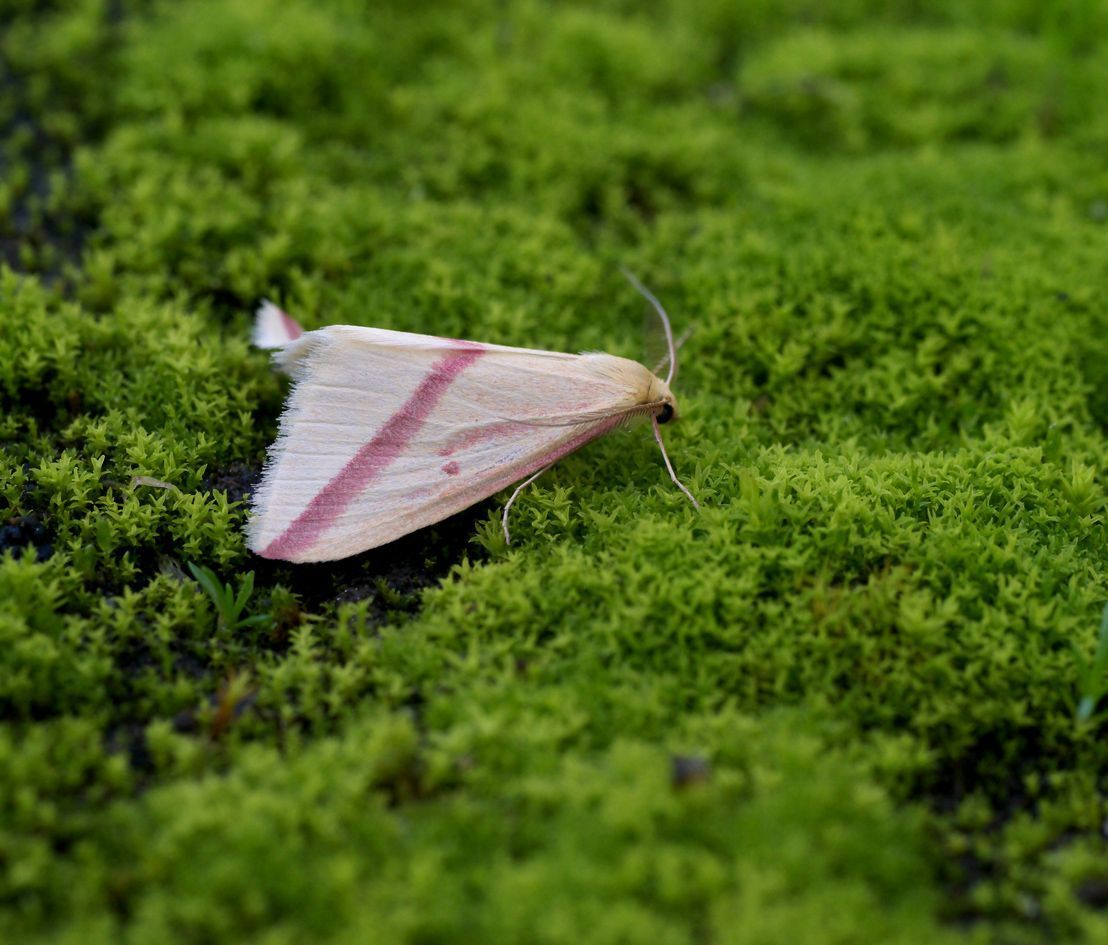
(246, 277, 697, 563)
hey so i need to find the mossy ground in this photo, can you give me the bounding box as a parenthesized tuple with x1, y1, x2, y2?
(4, 0, 1108, 941)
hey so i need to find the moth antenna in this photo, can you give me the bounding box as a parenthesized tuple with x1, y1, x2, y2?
(652, 416, 699, 510)
(502, 463, 555, 545)
(674, 324, 695, 352)
(651, 326, 694, 377)
(621, 266, 677, 385)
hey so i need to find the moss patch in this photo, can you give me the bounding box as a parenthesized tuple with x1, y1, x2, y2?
(4, 1, 1108, 942)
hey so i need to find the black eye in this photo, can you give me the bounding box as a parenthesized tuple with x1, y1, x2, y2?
(657, 403, 674, 424)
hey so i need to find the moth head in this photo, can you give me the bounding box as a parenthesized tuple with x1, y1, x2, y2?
(649, 375, 679, 424)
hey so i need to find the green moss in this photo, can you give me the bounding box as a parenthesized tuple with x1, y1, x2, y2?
(4, 0, 1108, 941)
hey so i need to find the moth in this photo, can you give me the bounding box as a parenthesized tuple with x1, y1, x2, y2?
(247, 273, 697, 563)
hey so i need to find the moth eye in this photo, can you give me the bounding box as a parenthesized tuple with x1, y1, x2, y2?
(657, 403, 674, 424)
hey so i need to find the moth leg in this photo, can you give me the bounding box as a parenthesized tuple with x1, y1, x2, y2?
(652, 416, 700, 510)
(502, 463, 555, 546)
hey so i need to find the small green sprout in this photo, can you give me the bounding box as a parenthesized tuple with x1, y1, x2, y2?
(1074, 603, 1108, 723)
(187, 562, 272, 632)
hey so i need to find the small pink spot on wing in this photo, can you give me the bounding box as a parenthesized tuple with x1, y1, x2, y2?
(443, 461, 460, 476)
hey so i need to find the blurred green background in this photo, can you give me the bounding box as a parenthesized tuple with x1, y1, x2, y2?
(4, 1, 1108, 942)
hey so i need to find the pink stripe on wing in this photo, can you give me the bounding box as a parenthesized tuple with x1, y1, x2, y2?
(260, 347, 483, 559)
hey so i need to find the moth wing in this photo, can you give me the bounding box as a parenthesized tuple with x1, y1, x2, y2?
(247, 326, 650, 562)
(253, 300, 304, 349)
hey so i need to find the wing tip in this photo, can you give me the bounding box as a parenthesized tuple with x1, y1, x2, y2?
(244, 494, 277, 559)
(253, 299, 304, 349)
(245, 506, 307, 562)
